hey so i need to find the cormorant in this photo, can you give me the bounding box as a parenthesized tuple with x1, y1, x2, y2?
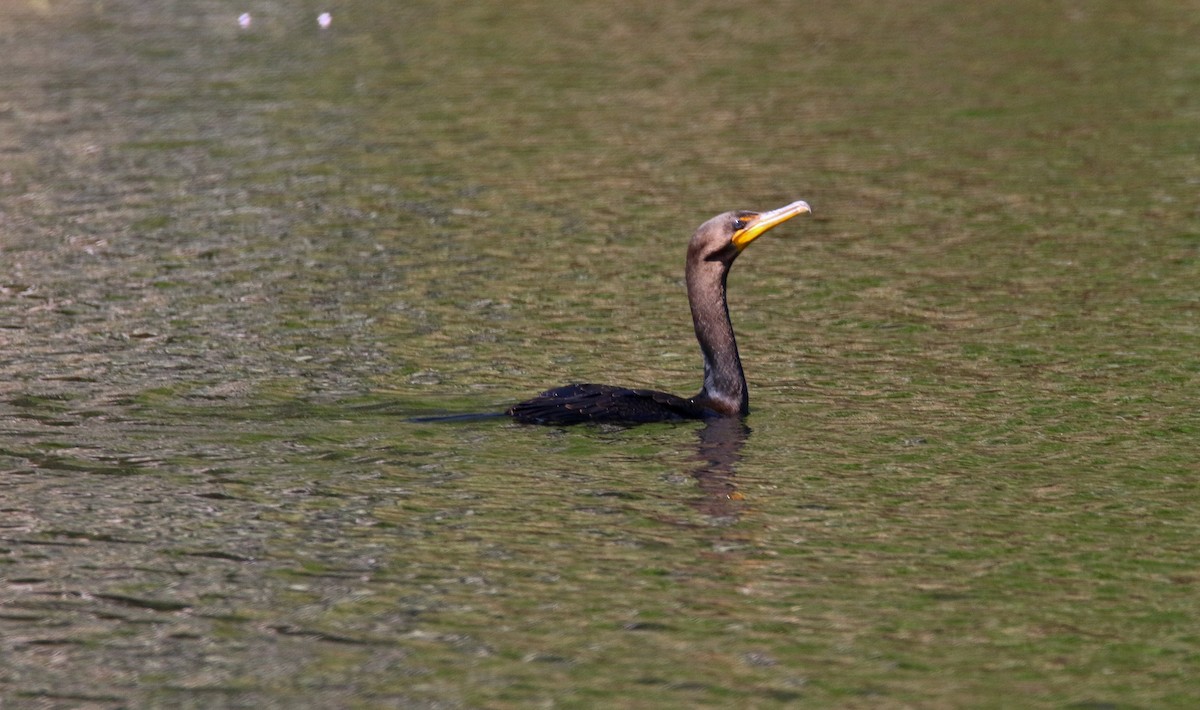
(508, 200, 811, 425)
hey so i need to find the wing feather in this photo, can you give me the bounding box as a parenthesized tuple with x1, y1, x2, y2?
(507, 384, 708, 425)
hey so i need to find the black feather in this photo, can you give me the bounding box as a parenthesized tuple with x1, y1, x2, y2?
(507, 384, 714, 425)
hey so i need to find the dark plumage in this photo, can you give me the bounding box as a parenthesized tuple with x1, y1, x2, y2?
(507, 200, 811, 425)
(507, 384, 706, 424)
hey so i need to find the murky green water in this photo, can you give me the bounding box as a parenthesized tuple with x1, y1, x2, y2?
(2, 0, 1198, 707)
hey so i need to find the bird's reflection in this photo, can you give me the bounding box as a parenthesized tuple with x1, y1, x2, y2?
(403, 403, 753, 522)
(686, 416, 750, 523)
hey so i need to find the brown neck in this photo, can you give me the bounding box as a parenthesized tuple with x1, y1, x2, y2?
(685, 256, 748, 415)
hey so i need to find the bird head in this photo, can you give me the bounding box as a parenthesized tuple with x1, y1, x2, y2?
(688, 200, 811, 265)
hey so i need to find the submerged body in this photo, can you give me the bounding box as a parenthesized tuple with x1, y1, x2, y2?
(507, 200, 811, 426)
(507, 383, 713, 424)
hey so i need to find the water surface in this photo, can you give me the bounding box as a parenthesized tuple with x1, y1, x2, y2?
(2, 1, 1198, 707)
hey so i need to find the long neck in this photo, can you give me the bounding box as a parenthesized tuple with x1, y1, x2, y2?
(686, 258, 748, 415)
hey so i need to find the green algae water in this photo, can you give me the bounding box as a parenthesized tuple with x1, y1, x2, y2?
(2, 0, 1197, 706)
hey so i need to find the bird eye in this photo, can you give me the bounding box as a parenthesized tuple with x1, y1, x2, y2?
(732, 218, 747, 231)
